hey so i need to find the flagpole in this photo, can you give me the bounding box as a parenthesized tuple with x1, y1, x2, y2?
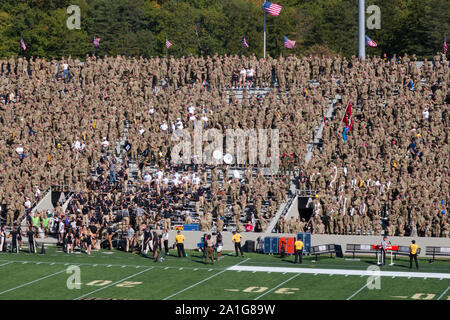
(358, 0, 366, 60)
(263, 10, 266, 59)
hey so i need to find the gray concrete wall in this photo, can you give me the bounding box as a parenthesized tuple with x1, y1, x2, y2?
(167, 230, 450, 258)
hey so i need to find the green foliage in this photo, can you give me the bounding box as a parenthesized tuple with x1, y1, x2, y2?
(0, 0, 447, 59)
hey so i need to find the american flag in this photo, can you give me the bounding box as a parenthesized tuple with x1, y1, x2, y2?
(283, 36, 295, 49)
(241, 36, 249, 48)
(444, 36, 448, 55)
(20, 38, 26, 51)
(365, 35, 377, 47)
(93, 37, 101, 48)
(166, 38, 172, 50)
(263, 2, 282, 16)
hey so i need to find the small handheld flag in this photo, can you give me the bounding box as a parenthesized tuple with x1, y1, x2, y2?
(283, 36, 295, 49)
(20, 38, 27, 51)
(365, 35, 377, 47)
(93, 37, 101, 48)
(165, 38, 172, 50)
(263, 2, 282, 16)
(241, 36, 249, 48)
(444, 36, 448, 55)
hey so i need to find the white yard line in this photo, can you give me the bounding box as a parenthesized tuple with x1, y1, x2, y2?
(346, 282, 369, 300)
(74, 267, 154, 300)
(437, 286, 450, 300)
(0, 261, 13, 267)
(228, 265, 450, 279)
(0, 269, 67, 296)
(162, 258, 250, 300)
(254, 274, 301, 300)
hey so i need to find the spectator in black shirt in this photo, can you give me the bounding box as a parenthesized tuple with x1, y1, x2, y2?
(107, 224, 115, 250)
(27, 227, 36, 253)
(10, 226, 18, 253)
(142, 226, 152, 256)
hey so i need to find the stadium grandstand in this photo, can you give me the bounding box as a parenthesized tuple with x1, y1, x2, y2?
(0, 51, 448, 248)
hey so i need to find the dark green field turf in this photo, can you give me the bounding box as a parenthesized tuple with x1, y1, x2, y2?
(0, 246, 449, 300)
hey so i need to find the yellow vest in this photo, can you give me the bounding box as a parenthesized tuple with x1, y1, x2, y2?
(410, 243, 419, 255)
(295, 240, 304, 250)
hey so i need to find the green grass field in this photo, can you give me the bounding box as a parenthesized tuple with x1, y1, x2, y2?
(0, 246, 449, 300)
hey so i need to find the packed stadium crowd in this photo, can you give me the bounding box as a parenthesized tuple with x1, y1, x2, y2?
(0, 52, 448, 248)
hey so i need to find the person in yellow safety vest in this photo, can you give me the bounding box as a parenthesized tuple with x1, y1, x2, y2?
(175, 231, 186, 257)
(42, 214, 50, 237)
(31, 213, 40, 236)
(409, 240, 419, 270)
(294, 238, 304, 264)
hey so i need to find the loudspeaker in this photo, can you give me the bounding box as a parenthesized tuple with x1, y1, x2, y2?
(243, 240, 255, 253)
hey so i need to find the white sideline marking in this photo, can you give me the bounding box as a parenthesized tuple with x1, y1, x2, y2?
(74, 267, 154, 300)
(162, 258, 250, 300)
(0, 269, 67, 296)
(347, 283, 369, 300)
(437, 286, 450, 300)
(227, 266, 450, 279)
(254, 274, 301, 300)
(0, 262, 13, 267)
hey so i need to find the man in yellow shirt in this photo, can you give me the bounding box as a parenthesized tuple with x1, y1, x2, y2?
(409, 240, 419, 269)
(294, 238, 304, 264)
(232, 231, 244, 257)
(175, 231, 186, 257)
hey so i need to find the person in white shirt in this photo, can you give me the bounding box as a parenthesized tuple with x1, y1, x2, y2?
(155, 170, 164, 185)
(176, 118, 184, 130)
(160, 122, 168, 133)
(72, 138, 81, 151)
(101, 137, 109, 150)
(34, 186, 41, 202)
(16, 145, 25, 163)
(143, 172, 152, 184)
(62, 62, 69, 82)
(239, 67, 247, 88)
(422, 108, 429, 120)
(246, 67, 255, 87)
(24, 198, 31, 216)
(162, 229, 170, 255)
(188, 105, 195, 115)
(139, 125, 145, 135)
(201, 114, 208, 129)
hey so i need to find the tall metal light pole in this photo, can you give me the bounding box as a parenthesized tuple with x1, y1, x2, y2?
(358, 0, 366, 60)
